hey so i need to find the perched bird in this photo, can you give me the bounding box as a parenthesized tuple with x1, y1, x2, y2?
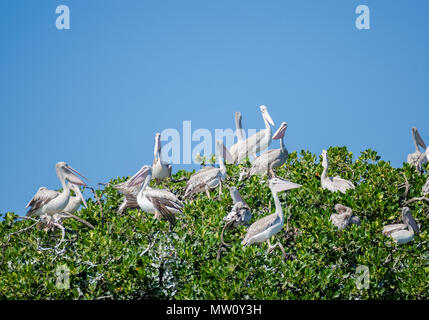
(223, 187, 252, 227)
(63, 183, 88, 214)
(320, 150, 355, 193)
(241, 178, 302, 256)
(330, 204, 360, 230)
(127, 165, 183, 228)
(383, 207, 419, 244)
(230, 105, 275, 164)
(239, 122, 289, 181)
(152, 132, 172, 183)
(407, 127, 427, 173)
(26, 162, 87, 217)
(184, 140, 232, 199)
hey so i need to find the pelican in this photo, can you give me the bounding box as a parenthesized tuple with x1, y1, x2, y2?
(383, 207, 419, 244)
(184, 140, 233, 199)
(223, 187, 252, 227)
(241, 178, 301, 256)
(239, 122, 289, 181)
(113, 165, 150, 214)
(230, 105, 275, 164)
(126, 165, 183, 227)
(63, 183, 88, 214)
(330, 204, 360, 230)
(152, 132, 172, 182)
(321, 150, 355, 193)
(26, 162, 87, 217)
(407, 127, 427, 172)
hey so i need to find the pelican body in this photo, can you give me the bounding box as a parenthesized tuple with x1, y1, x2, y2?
(26, 162, 87, 217)
(330, 204, 360, 230)
(241, 178, 301, 247)
(239, 122, 288, 181)
(320, 150, 355, 193)
(223, 187, 252, 227)
(407, 127, 427, 172)
(127, 165, 183, 227)
(230, 105, 275, 164)
(383, 207, 419, 244)
(152, 132, 172, 182)
(184, 140, 233, 198)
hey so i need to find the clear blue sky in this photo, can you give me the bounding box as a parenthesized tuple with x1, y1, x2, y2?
(1, 0, 428, 215)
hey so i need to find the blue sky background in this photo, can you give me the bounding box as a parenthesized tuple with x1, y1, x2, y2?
(1, 0, 428, 215)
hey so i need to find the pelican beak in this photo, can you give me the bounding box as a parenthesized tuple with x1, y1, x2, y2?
(262, 107, 274, 126)
(127, 165, 152, 187)
(71, 184, 87, 208)
(64, 165, 88, 186)
(272, 122, 287, 140)
(216, 140, 233, 163)
(414, 127, 427, 149)
(271, 178, 302, 193)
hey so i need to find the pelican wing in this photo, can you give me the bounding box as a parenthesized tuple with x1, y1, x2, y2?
(185, 168, 220, 197)
(243, 212, 279, 242)
(26, 188, 59, 216)
(145, 189, 183, 226)
(331, 176, 355, 193)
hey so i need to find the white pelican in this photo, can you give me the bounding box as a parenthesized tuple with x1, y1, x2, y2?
(382, 207, 419, 244)
(223, 187, 252, 227)
(407, 127, 427, 172)
(321, 150, 355, 193)
(63, 183, 88, 214)
(184, 140, 233, 199)
(127, 165, 183, 228)
(152, 132, 172, 183)
(26, 162, 87, 217)
(241, 178, 301, 256)
(230, 105, 275, 164)
(239, 122, 289, 181)
(330, 204, 360, 230)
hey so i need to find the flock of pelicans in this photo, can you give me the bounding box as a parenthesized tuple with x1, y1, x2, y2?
(23, 105, 429, 257)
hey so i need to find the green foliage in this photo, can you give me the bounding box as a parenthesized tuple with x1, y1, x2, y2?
(1, 147, 428, 299)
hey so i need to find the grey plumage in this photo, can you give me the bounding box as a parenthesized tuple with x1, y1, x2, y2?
(223, 187, 252, 227)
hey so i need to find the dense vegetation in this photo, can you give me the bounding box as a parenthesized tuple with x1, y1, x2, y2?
(1, 147, 428, 299)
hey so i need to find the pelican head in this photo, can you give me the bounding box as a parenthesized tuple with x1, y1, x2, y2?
(216, 140, 233, 163)
(268, 177, 301, 193)
(70, 183, 88, 208)
(321, 150, 329, 169)
(401, 207, 419, 233)
(272, 122, 288, 140)
(56, 162, 87, 186)
(127, 165, 152, 187)
(154, 132, 161, 158)
(260, 105, 274, 127)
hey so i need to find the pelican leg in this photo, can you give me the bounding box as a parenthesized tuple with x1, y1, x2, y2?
(267, 240, 287, 258)
(205, 186, 211, 199)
